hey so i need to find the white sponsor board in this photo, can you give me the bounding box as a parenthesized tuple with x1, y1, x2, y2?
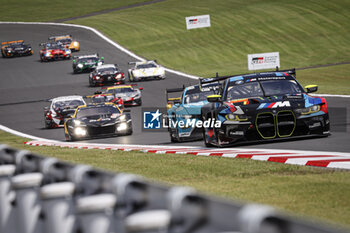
(248, 52, 280, 71)
(186, 15, 211, 30)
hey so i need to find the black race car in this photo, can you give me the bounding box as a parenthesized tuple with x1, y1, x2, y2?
(1, 40, 33, 58)
(200, 69, 330, 147)
(64, 103, 132, 141)
(89, 64, 125, 87)
(72, 54, 104, 73)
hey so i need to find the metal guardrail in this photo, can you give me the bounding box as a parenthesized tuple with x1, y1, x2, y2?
(0, 144, 348, 233)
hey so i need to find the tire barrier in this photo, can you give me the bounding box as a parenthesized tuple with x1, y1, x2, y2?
(0, 144, 348, 233)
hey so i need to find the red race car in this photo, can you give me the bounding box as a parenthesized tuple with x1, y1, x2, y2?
(39, 42, 72, 62)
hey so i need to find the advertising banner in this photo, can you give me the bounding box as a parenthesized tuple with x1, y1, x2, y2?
(186, 15, 211, 30)
(248, 52, 280, 70)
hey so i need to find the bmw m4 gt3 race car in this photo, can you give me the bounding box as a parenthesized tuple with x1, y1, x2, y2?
(89, 64, 125, 86)
(73, 54, 104, 73)
(64, 103, 132, 141)
(166, 83, 219, 142)
(44, 95, 86, 129)
(39, 42, 71, 61)
(200, 69, 330, 147)
(49, 35, 80, 52)
(128, 60, 165, 81)
(1, 40, 33, 58)
(102, 85, 143, 106)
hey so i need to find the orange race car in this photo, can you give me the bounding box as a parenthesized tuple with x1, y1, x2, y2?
(48, 35, 80, 52)
(1, 40, 33, 58)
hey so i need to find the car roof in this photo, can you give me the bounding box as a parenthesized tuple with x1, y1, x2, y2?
(52, 95, 84, 102)
(106, 85, 133, 90)
(96, 64, 116, 70)
(78, 54, 98, 59)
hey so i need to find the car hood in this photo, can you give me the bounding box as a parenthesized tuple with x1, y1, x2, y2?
(173, 101, 208, 116)
(78, 114, 121, 126)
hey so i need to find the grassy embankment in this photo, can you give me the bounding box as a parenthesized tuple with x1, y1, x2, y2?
(68, 0, 350, 94)
(1, 130, 350, 227)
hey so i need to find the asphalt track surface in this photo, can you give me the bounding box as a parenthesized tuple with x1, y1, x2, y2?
(1, 23, 349, 152)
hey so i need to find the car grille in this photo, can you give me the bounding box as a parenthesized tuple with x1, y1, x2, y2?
(277, 111, 296, 137)
(256, 111, 296, 139)
(256, 113, 275, 139)
(87, 125, 116, 136)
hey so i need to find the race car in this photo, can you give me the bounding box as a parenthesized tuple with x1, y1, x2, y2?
(64, 103, 132, 141)
(102, 85, 143, 106)
(89, 64, 125, 86)
(128, 60, 165, 81)
(166, 83, 219, 142)
(73, 54, 104, 73)
(1, 40, 33, 57)
(39, 42, 71, 62)
(44, 95, 86, 129)
(200, 69, 330, 147)
(86, 91, 124, 110)
(49, 35, 80, 52)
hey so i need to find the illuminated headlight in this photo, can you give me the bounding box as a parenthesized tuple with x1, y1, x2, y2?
(226, 113, 248, 121)
(28, 48, 32, 51)
(50, 111, 57, 117)
(117, 123, 127, 131)
(65, 50, 71, 54)
(95, 76, 101, 80)
(115, 74, 122, 79)
(119, 114, 126, 121)
(296, 105, 321, 115)
(73, 42, 78, 46)
(98, 61, 103, 66)
(73, 120, 82, 126)
(77, 64, 83, 68)
(74, 127, 87, 136)
(45, 52, 51, 57)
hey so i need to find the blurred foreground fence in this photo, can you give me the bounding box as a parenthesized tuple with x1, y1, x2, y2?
(0, 144, 348, 233)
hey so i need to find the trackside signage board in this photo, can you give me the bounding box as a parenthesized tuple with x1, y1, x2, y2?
(248, 52, 280, 70)
(186, 15, 211, 30)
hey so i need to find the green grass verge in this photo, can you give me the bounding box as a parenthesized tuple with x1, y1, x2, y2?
(67, 0, 350, 94)
(1, 129, 350, 228)
(0, 0, 153, 22)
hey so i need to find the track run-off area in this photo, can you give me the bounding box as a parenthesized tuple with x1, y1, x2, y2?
(1, 22, 350, 169)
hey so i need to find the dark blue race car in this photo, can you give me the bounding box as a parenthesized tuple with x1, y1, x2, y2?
(200, 69, 330, 147)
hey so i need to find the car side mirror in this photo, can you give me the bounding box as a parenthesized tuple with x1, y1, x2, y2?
(139, 87, 143, 91)
(305, 85, 318, 93)
(101, 57, 104, 60)
(207, 95, 222, 103)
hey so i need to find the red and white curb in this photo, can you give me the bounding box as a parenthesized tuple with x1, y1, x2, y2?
(25, 140, 350, 170)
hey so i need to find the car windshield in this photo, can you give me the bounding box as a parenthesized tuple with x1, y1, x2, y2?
(136, 63, 157, 69)
(260, 80, 303, 96)
(226, 79, 304, 101)
(80, 57, 98, 63)
(97, 67, 116, 73)
(56, 38, 72, 44)
(46, 44, 63, 50)
(184, 87, 216, 104)
(106, 87, 133, 94)
(76, 105, 120, 118)
(53, 99, 84, 109)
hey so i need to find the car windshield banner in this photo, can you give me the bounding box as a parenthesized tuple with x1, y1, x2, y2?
(186, 15, 211, 30)
(248, 52, 280, 71)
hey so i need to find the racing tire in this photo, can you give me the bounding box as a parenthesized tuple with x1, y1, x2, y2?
(202, 113, 215, 147)
(65, 133, 76, 142)
(89, 77, 96, 87)
(125, 129, 133, 136)
(169, 115, 182, 143)
(128, 72, 134, 82)
(44, 119, 51, 129)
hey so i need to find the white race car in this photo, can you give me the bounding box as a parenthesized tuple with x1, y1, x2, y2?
(44, 95, 86, 128)
(128, 60, 165, 82)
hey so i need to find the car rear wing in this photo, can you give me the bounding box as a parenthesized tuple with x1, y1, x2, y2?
(1, 40, 24, 45)
(166, 86, 185, 105)
(199, 68, 297, 88)
(73, 54, 99, 59)
(48, 35, 72, 40)
(128, 60, 157, 65)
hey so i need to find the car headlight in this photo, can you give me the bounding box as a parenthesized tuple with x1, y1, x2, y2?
(73, 42, 78, 46)
(50, 111, 57, 117)
(65, 50, 71, 54)
(74, 127, 87, 136)
(45, 52, 51, 57)
(77, 64, 83, 68)
(226, 113, 248, 121)
(119, 114, 126, 121)
(296, 105, 321, 115)
(116, 74, 122, 79)
(117, 122, 127, 131)
(73, 119, 82, 126)
(95, 76, 101, 80)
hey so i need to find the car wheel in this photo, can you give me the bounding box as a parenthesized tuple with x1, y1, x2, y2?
(89, 77, 95, 87)
(44, 119, 51, 129)
(129, 72, 134, 82)
(125, 129, 133, 135)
